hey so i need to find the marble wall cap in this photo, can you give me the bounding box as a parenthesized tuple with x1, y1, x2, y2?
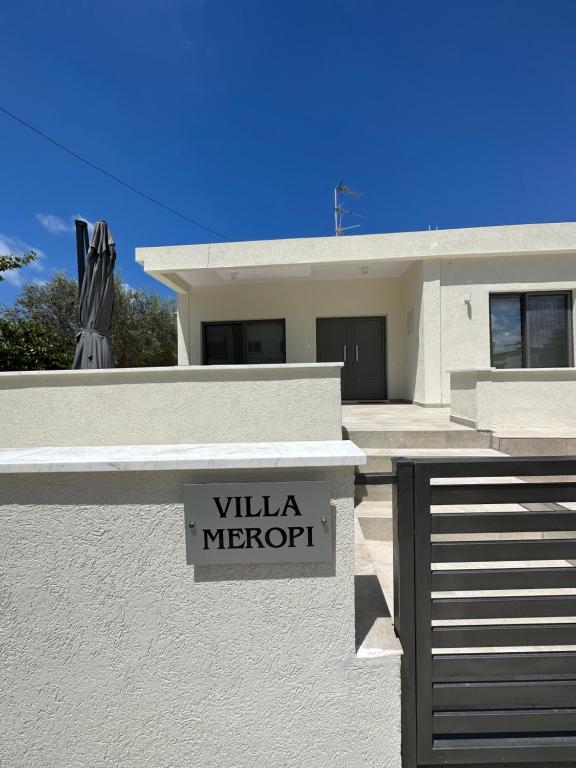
(0, 362, 344, 381)
(0, 440, 366, 474)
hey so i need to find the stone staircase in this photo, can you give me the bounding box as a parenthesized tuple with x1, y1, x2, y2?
(350, 407, 576, 656)
(352, 420, 509, 627)
(351, 423, 507, 537)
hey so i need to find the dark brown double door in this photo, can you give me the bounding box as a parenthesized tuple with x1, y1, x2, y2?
(316, 316, 387, 401)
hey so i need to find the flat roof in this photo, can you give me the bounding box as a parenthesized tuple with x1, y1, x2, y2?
(136, 221, 576, 292)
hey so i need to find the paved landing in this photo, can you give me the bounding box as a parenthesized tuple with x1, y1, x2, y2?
(343, 403, 470, 432)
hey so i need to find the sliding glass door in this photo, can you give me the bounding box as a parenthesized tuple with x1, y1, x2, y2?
(203, 320, 286, 365)
(526, 294, 571, 367)
(490, 292, 573, 368)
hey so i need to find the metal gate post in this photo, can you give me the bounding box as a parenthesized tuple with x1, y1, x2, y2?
(393, 458, 417, 768)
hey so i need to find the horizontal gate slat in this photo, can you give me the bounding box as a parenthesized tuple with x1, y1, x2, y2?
(433, 707, 576, 734)
(431, 510, 576, 534)
(433, 680, 576, 709)
(431, 482, 576, 506)
(431, 738, 576, 762)
(417, 456, 576, 477)
(432, 622, 576, 648)
(433, 652, 576, 681)
(431, 538, 576, 563)
(432, 595, 576, 620)
(432, 566, 576, 591)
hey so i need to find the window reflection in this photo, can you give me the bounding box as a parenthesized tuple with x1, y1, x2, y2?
(204, 320, 285, 365)
(490, 296, 523, 368)
(526, 294, 570, 368)
(245, 322, 284, 364)
(490, 293, 571, 369)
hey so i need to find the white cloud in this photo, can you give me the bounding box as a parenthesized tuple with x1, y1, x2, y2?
(2, 268, 25, 287)
(36, 212, 95, 237)
(35, 213, 74, 234)
(0, 233, 46, 288)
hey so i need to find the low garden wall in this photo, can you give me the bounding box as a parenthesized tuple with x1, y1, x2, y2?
(450, 368, 576, 431)
(0, 363, 342, 448)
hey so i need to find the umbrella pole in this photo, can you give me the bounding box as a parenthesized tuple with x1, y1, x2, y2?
(75, 219, 88, 294)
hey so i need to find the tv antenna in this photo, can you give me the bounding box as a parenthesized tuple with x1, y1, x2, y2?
(334, 181, 364, 236)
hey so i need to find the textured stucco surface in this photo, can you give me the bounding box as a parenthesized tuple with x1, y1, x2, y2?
(438, 253, 576, 403)
(164, 235, 575, 406)
(0, 364, 342, 448)
(450, 368, 576, 431)
(184, 277, 406, 399)
(400, 261, 423, 403)
(449, 370, 479, 426)
(0, 467, 401, 768)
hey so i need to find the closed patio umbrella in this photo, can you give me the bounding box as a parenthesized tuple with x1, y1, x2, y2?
(72, 220, 116, 369)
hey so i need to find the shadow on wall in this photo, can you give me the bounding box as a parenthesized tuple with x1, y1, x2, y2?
(194, 559, 336, 583)
(354, 574, 390, 651)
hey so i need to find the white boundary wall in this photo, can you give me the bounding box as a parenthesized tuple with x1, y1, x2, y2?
(0, 363, 342, 448)
(450, 368, 576, 431)
(0, 444, 401, 768)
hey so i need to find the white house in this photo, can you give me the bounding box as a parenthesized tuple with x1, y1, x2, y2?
(3, 221, 576, 768)
(136, 221, 576, 409)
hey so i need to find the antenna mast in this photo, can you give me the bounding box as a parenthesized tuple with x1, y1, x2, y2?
(334, 181, 364, 236)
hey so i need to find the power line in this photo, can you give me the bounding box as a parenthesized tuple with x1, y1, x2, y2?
(0, 104, 230, 241)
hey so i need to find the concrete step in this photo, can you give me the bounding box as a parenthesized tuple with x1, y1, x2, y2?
(355, 482, 393, 503)
(363, 447, 507, 473)
(492, 434, 576, 456)
(347, 427, 492, 450)
(355, 500, 393, 542)
(354, 447, 509, 503)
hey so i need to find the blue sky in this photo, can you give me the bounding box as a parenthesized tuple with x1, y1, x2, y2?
(1, 0, 575, 303)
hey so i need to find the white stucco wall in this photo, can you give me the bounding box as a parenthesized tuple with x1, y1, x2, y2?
(449, 370, 479, 427)
(438, 253, 576, 404)
(0, 465, 401, 768)
(179, 255, 576, 406)
(0, 364, 342, 449)
(138, 225, 576, 407)
(185, 277, 407, 400)
(399, 261, 423, 403)
(450, 368, 576, 431)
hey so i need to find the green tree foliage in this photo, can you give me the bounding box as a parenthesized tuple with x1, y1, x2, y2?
(0, 271, 177, 371)
(3, 271, 79, 342)
(0, 250, 36, 281)
(112, 286, 177, 368)
(0, 318, 71, 370)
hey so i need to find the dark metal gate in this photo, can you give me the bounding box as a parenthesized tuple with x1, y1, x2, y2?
(392, 456, 576, 767)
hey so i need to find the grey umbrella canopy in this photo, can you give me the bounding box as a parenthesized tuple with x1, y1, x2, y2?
(72, 221, 116, 369)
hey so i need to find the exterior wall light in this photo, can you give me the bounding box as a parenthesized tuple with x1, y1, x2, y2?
(464, 291, 472, 303)
(361, 266, 369, 275)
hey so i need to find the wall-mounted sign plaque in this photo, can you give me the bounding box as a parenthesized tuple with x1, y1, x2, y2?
(184, 481, 332, 565)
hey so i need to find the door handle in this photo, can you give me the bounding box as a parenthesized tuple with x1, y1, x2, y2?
(343, 344, 347, 362)
(355, 345, 359, 362)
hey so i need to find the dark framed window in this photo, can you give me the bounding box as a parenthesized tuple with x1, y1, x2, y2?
(202, 320, 286, 365)
(490, 292, 573, 368)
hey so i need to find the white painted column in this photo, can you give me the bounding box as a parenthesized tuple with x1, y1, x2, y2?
(412, 259, 443, 405)
(176, 291, 191, 365)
